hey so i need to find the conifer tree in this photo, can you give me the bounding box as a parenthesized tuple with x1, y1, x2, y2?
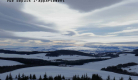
(43, 73, 47, 80)
(84, 74, 86, 79)
(9, 73, 13, 80)
(30, 74, 32, 79)
(92, 74, 96, 80)
(15, 75, 17, 79)
(85, 73, 88, 80)
(96, 74, 102, 80)
(81, 75, 84, 80)
(120, 77, 124, 80)
(33, 74, 36, 79)
(5, 75, 8, 80)
(22, 73, 25, 79)
(57, 75, 61, 80)
(106, 75, 110, 80)
(62, 76, 65, 80)
(54, 76, 56, 80)
(113, 77, 115, 80)
(73, 75, 77, 80)
(39, 75, 42, 80)
(128, 76, 132, 80)
(24, 76, 29, 80)
(49, 76, 53, 80)
(18, 73, 20, 80)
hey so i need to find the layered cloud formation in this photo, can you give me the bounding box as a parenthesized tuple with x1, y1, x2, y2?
(0, 0, 138, 47)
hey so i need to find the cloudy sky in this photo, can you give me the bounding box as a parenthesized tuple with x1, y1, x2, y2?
(0, 0, 138, 48)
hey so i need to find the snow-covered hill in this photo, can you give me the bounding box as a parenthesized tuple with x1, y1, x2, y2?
(0, 59, 23, 66)
(0, 53, 138, 80)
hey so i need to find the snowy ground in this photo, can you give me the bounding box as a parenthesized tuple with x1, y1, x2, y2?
(0, 53, 102, 61)
(123, 65, 138, 73)
(0, 66, 137, 80)
(0, 59, 23, 66)
(0, 53, 138, 80)
(73, 54, 138, 70)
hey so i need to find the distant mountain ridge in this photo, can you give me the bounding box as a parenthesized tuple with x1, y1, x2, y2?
(0, 48, 138, 57)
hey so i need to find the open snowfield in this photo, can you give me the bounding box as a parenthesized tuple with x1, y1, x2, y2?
(0, 66, 138, 80)
(74, 54, 138, 70)
(123, 65, 138, 73)
(0, 53, 138, 80)
(0, 53, 96, 61)
(0, 59, 23, 66)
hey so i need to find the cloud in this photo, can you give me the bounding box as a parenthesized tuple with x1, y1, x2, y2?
(79, 33, 95, 37)
(64, 0, 122, 12)
(0, 0, 57, 32)
(82, 0, 138, 28)
(102, 20, 138, 27)
(22, 2, 85, 32)
(64, 31, 76, 36)
(110, 28, 138, 34)
(1, 0, 138, 47)
(110, 42, 138, 44)
(0, 29, 14, 38)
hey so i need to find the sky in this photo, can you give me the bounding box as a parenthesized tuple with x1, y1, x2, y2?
(0, 0, 138, 48)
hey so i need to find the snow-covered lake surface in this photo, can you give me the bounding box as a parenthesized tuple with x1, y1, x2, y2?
(0, 53, 138, 80)
(0, 59, 23, 66)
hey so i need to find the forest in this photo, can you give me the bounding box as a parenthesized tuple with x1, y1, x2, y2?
(4, 73, 133, 80)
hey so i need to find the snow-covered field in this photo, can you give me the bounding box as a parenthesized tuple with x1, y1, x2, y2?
(0, 59, 23, 66)
(0, 53, 96, 61)
(0, 53, 138, 80)
(74, 54, 138, 70)
(123, 65, 138, 73)
(0, 66, 137, 80)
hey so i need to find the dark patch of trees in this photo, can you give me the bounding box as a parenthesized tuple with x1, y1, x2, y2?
(0, 65, 35, 73)
(0, 49, 48, 55)
(135, 54, 138, 56)
(61, 58, 110, 65)
(46, 50, 94, 57)
(133, 49, 138, 54)
(94, 52, 119, 58)
(132, 49, 138, 56)
(46, 50, 119, 58)
(101, 62, 138, 76)
(0, 57, 59, 66)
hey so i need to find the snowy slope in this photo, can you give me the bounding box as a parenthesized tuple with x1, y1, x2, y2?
(123, 65, 138, 73)
(0, 59, 23, 66)
(73, 54, 138, 70)
(0, 53, 138, 80)
(0, 66, 137, 80)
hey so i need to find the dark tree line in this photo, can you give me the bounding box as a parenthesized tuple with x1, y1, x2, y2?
(0, 49, 48, 55)
(4, 73, 133, 80)
(101, 62, 138, 76)
(5, 73, 65, 80)
(0, 49, 119, 58)
(46, 50, 94, 57)
(133, 49, 138, 54)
